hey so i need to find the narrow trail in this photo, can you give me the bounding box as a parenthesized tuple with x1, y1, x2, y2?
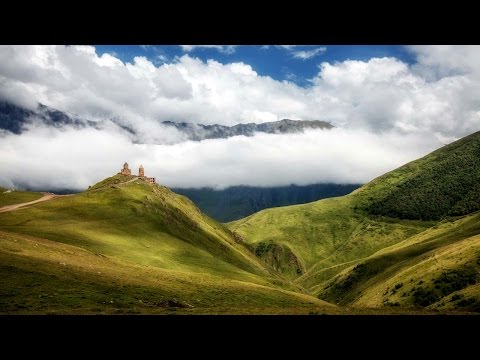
(0, 193, 71, 213)
(0, 178, 143, 213)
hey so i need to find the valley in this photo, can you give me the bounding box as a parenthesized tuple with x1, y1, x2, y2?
(229, 130, 480, 313)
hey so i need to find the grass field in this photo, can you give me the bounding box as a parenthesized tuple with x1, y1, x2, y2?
(0, 188, 43, 207)
(0, 230, 334, 314)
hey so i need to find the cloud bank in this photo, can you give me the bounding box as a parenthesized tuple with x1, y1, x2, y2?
(0, 124, 439, 191)
(0, 45, 480, 190)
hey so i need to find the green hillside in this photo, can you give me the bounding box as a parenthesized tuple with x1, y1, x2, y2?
(0, 175, 268, 278)
(229, 194, 431, 287)
(0, 175, 333, 314)
(360, 131, 480, 220)
(318, 212, 480, 311)
(229, 131, 480, 312)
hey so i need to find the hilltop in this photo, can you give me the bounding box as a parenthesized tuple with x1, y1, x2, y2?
(0, 173, 332, 314)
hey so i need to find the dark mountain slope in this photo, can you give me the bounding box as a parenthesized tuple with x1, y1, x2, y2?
(360, 130, 480, 220)
(173, 183, 360, 222)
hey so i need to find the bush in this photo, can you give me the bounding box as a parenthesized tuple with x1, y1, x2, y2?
(433, 268, 477, 294)
(451, 294, 463, 302)
(413, 287, 439, 306)
(413, 267, 477, 307)
(255, 241, 273, 257)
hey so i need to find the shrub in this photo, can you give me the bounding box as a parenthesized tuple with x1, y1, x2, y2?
(413, 287, 439, 306)
(451, 294, 463, 302)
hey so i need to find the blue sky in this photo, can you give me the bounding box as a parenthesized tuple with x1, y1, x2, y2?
(95, 45, 416, 86)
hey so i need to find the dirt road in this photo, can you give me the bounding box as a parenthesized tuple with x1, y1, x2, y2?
(0, 193, 63, 213)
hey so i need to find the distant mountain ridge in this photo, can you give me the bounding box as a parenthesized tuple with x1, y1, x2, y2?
(0, 101, 94, 134)
(162, 119, 333, 141)
(0, 101, 333, 141)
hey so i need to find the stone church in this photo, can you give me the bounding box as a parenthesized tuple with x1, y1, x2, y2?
(119, 162, 131, 176)
(119, 163, 155, 184)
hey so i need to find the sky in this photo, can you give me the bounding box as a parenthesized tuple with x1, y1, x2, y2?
(1, 45, 480, 190)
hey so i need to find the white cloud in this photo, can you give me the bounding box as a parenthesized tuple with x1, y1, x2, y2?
(0, 124, 439, 191)
(276, 45, 327, 60)
(179, 45, 237, 54)
(156, 54, 168, 63)
(1, 45, 480, 190)
(277, 45, 296, 50)
(291, 47, 327, 60)
(407, 45, 480, 80)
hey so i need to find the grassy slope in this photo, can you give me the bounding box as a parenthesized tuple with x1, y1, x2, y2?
(0, 231, 332, 314)
(360, 130, 480, 220)
(229, 131, 480, 306)
(0, 176, 268, 280)
(0, 231, 453, 315)
(229, 195, 432, 288)
(318, 212, 480, 311)
(0, 175, 334, 313)
(0, 188, 43, 207)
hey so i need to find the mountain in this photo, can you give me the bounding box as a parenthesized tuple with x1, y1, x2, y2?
(161, 119, 333, 141)
(229, 131, 480, 312)
(173, 184, 360, 222)
(0, 101, 94, 134)
(0, 174, 332, 314)
(0, 101, 333, 142)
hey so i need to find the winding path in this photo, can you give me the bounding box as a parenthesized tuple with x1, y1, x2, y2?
(0, 178, 142, 213)
(0, 193, 66, 213)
